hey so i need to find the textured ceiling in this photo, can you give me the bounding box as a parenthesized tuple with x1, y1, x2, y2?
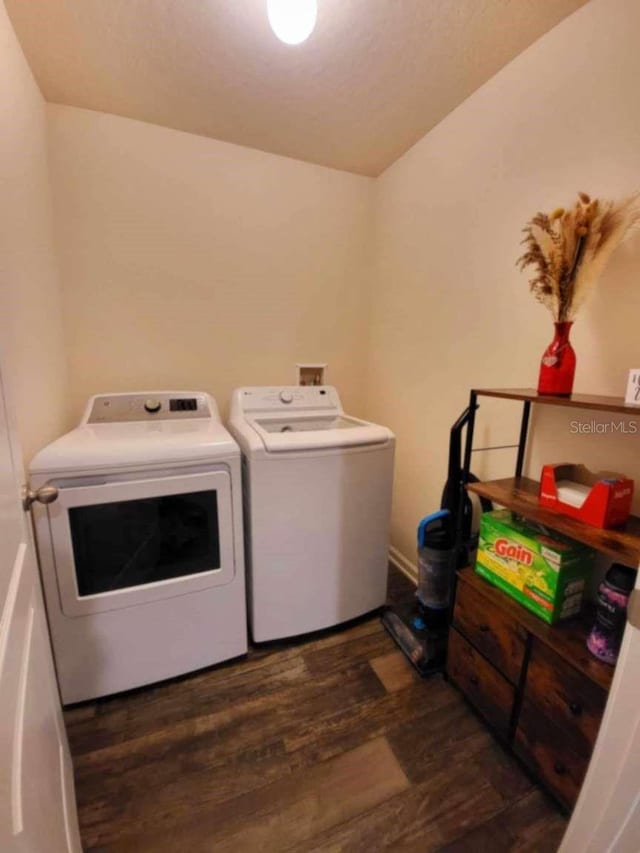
(6, 0, 587, 176)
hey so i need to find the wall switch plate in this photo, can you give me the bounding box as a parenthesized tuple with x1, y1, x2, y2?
(625, 369, 640, 406)
(297, 363, 327, 386)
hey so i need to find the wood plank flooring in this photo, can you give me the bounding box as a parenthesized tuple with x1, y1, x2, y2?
(64, 569, 567, 852)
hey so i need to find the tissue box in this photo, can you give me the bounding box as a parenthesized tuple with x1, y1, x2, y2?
(475, 510, 594, 624)
(539, 463, 634, 528)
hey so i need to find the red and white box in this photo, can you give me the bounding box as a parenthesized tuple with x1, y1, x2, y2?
(539, 464, 634, 529)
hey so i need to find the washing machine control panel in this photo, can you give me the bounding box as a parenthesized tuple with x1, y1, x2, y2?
(240, 386, 341, 414)
(85, 393, 213, 423)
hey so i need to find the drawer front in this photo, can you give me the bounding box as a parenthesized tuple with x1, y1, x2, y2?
(453, 577, 526, 683)
(525, 641, 607, 754)
(515, 698, 590, 809)
(447, 628, 515, 738)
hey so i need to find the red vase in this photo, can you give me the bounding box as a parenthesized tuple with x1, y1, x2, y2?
(537, 321, 576, 396)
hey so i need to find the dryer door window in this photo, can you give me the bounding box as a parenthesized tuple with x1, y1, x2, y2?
(69, 489, 221, 597)
(47, 469, 236, 617)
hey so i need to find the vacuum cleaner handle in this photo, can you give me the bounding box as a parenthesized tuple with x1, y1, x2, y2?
(417, 509, 450, 549)
(447, 403, 478, 487)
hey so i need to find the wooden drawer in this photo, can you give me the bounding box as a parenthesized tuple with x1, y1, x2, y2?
(447, 628, 515, 739)
(525, 641, 607, 754)
(453, 574, 526, 683)
(515, 698, 590, 810)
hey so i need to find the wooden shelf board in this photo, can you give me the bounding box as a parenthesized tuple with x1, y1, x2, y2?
(467, 476, 640, 566)
(457, 567, 614, 692)
(473, 387, 639, 415)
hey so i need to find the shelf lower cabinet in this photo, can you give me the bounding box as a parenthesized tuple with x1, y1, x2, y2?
(451, 567, 526, 684)
(447, 628, 515, 740)
(448, 568, 610, 810)
(514, 698, 590, 809)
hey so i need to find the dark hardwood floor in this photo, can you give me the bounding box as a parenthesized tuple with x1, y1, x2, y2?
(64, 568, 567, 852)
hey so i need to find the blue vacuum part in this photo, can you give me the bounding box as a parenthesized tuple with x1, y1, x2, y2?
(417, 509, 451, 548)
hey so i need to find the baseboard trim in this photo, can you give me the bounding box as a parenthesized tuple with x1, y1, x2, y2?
(389, 546, 417, 586)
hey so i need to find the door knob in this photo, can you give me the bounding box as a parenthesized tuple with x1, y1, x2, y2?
(23, 484, 59, 511)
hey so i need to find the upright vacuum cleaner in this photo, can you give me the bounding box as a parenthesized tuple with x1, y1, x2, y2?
(381, 405, 492, 674)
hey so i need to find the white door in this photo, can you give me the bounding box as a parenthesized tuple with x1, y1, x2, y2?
(560, 571, 640, 853)
(0, 366, 81, 851)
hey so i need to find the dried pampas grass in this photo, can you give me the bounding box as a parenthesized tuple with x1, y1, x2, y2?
(517, 192, 640, 321)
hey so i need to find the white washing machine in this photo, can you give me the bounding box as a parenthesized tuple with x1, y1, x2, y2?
(29, 391, 247, 704)
(228, 386, 395, 641)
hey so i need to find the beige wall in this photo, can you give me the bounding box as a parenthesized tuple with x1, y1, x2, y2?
(0, 0, 68, 465)
(367, 0, 640, 569)
(47, 106, 373, 422)
(8, 0, 640, 574)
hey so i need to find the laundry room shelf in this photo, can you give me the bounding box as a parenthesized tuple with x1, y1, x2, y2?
(447, 387, 636, 811)
(473, 387, 639, 415)
(466, 476, 640, 566)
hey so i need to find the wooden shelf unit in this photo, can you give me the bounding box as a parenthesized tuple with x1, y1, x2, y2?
(474, 387, 640, 416)
(467, 477, 640, 566)
(445, 388, 636, 809)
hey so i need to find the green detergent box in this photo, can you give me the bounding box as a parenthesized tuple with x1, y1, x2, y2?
(475, 510, 595, 624)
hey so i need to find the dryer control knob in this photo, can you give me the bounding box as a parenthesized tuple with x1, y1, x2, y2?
(144, 399, 162, 413)
(279, 390, 294, 404)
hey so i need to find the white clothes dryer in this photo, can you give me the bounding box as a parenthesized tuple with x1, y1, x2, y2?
(228, 386, 395, 641)
(29, 391, 247, 704)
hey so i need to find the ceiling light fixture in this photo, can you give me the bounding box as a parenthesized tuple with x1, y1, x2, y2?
(267, 0, 317, 45)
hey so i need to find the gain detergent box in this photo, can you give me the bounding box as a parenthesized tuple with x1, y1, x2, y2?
(475, 510, 595, 624)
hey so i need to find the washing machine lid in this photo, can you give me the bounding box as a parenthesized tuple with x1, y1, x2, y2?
(247, 414, 392, 452)
(31, 391, 239, 475)
(230, 386, 393, 453)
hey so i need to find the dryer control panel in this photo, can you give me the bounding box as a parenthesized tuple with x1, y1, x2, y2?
(239, 386, 341, 414)
(85, 392, 214, 423)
